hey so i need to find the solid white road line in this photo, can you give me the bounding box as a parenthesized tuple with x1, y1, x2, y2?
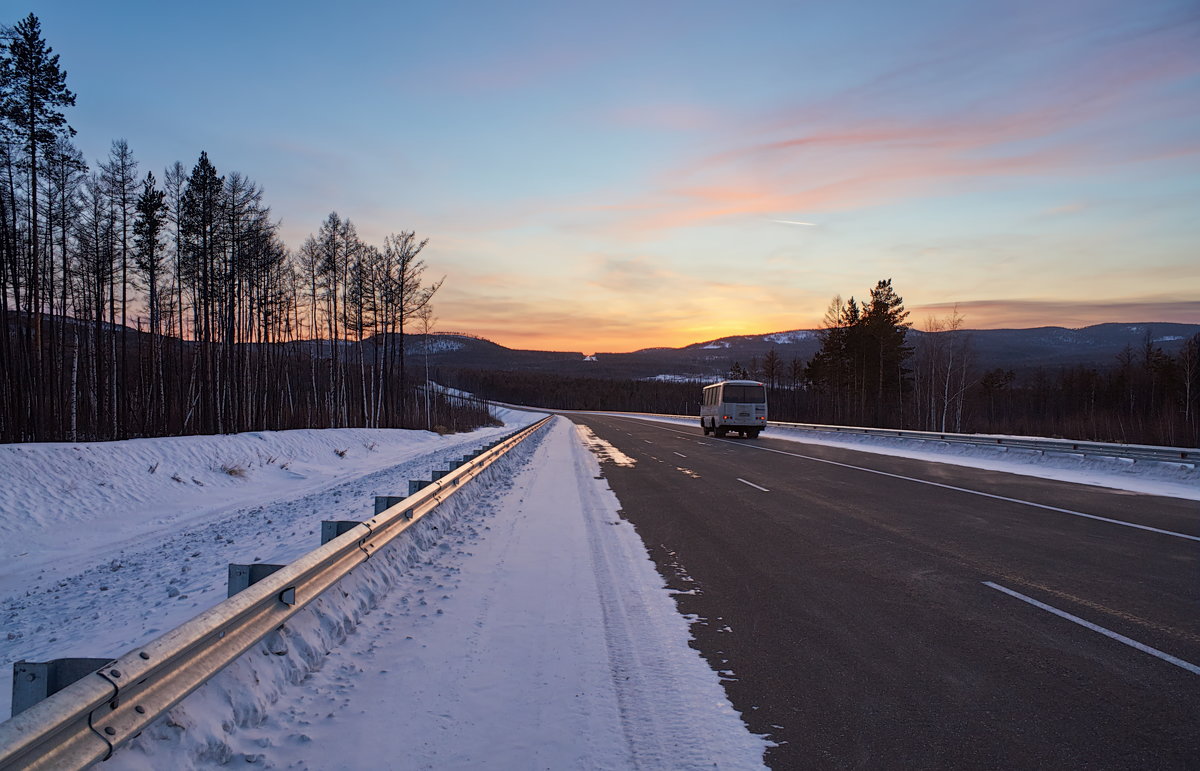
(737, 478, 770, 492)
(984, 581, 1200, 676)
(611, 418, 1200, 543)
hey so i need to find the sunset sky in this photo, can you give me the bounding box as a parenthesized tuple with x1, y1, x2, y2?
(25, 0, 1200, 352)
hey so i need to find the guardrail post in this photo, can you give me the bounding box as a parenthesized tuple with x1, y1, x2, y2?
(373, 496, 407, 516)
(431, 469, 450, 481)
(409, 480, 430, 495)
(227, 563, 287, 597)
(11, 658, 113, 717)
(321, 520, 364, 544)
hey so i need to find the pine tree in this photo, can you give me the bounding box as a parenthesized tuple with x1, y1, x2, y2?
(382, 230, 436, 425)
(861, 278, 912, 423)
(1, 13, 75, 439)
(133, 172, 167, 333)
(132, 171, 167, 427)
(99, 139, 138, 435)
(179, 151, 224, 432)
(806, 281, 912, 425)
(762, 348, 781, 388)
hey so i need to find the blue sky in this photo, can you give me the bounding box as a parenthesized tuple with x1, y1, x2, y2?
(22, 0, 1200, 351)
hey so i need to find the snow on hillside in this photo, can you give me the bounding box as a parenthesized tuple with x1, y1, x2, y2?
(416, 337, 467, 353)
(644, 373, 720, 383)
(763, 330, 816, 344)
(692, 330, 817, 350)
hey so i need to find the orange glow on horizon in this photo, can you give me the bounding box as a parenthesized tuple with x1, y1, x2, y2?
(441, 297, 1199, 355)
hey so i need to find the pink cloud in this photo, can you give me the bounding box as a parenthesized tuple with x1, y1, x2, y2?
(572, 12, 1200, 237)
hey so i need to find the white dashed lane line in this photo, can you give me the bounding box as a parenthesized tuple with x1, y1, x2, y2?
(737, 478, 770, 492)
(631, 419, 1200, 543)
(984, 582, 1200, 676)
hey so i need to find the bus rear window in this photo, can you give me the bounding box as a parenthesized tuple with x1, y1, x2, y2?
(723, 385, 765, 404)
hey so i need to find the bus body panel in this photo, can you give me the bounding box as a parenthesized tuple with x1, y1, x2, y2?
(700, 380, 767, 437)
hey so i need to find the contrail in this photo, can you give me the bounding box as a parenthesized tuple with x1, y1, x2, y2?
(771, 219, 817, 226)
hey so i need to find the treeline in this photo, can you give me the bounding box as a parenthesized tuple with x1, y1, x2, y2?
(442, 369, 702, 416)
(748, 330, 1200, 447)
(445, 276, 1200, 447)
(798, 279, 1199, 446)
(1, 14, 488, 442)
(963, 338, 1200, 447)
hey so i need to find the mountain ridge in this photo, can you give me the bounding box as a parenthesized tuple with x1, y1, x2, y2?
(414, 321, 1200, 381)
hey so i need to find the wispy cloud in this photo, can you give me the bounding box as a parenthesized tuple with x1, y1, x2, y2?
(574, 9, 1200, 237)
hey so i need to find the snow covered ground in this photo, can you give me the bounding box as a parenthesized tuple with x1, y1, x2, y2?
(7, 399, 1188, 768)
(1, 413, 769, 768)
(583, 412, 1200, 501)
(0, 413, 544, 717)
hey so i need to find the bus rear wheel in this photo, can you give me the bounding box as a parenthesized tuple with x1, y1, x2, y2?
(701, 421, 711, 436)
(748, 430, 760, 439)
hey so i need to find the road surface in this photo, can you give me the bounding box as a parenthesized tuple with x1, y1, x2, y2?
(564, 413, 1200, 769)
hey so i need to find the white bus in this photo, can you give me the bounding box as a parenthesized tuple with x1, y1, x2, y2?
(700, 380, 767, 438)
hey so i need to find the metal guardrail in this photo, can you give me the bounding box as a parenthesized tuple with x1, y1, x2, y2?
(760, 420, 1197, 464)
(591, 410, 1197, 465)
(0, 416, 552, 771)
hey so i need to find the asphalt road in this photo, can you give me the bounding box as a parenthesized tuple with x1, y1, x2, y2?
(563, 413, 1200, 770)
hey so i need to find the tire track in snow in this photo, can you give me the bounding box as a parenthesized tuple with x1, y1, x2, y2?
(570, 418, 768, 769)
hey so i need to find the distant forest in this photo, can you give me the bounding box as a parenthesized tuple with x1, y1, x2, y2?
(445, 280, 1200, 448)
(0, 14, 491, 442)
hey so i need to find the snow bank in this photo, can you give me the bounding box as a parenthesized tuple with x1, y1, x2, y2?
(0, 415, 529, 592)
(591, 413, 1200, 501)
(0, 409, 541, 716)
